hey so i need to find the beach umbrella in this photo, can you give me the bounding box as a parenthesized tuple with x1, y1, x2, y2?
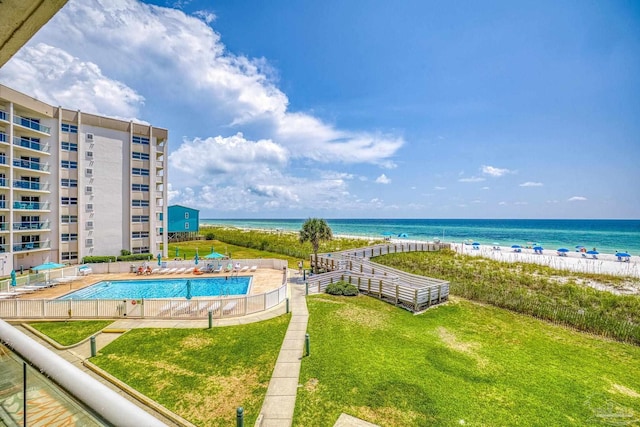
(575, 245, 584, 249)
(157, 253, 162, 266)
(10, 270, 16, 287)
(185, 280, 192, 300)
(472, 242, 480, 246)
(511, 245, 522, 249)
(615, 252, 631, 257)
(398, 233, 408, 238)
(587, 250, 599, 255)
(557, 248, 569, 253)
(533, 246, 544, 251)
(31, 262, 65, 271)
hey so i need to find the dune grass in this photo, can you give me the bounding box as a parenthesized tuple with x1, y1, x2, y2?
(294, 294, 640, 426)
(90, 314, 290, 427)
(28, 320, 114, 346)
(374, 250, 640, 344)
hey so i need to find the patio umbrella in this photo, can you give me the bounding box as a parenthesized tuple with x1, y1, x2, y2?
(204, 252, 225, 259)
(10, 270, 16, 287)
(557, 248, 569, 253)
(31, 262, 65, 271)
(186, 280, 192, 300)
(194, 251, 199, 265)
(157, 253, 162, 266)
(175, 247, 179, 257)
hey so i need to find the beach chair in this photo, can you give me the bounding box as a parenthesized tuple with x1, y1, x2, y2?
(184, 267, 194, 274)
(151, 268, 161, 274)
(174, 267, 186, 274)
(249, 265, 257, 272)
(239, 266, 249, 273)
(158, 301, 190, 316)
(78, 265, 92, 275)
(224, 263, 233, 273)
(195, 300, 221, 315)
(213, 264, 223, 273)
(222, 300, 237, 315)
(165, 268, 178, 274)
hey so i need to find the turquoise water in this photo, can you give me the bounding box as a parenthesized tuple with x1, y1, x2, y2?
(60, 277, 251, 300)
(201, 218, 640, 255)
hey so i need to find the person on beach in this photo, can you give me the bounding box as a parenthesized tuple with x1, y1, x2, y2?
(298, 260, 303, 274)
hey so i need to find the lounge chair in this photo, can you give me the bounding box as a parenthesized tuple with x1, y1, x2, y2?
(222, 300, 237, 315)
(151, 268, 161, 274)
(174, 267, 186, 274)
(184, 267, 194, 274)
(193, 300, 221, 315)
(249, 265, 257, 272)
(158, 301, 191, 316)
(224, 263, 233, 273)
(239, 266, 249, 273)
(78, 265, 92, 275)
(213, 264, 223, 273)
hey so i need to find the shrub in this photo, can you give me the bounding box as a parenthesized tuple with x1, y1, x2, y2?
(120, 249, 131, 256)
(82, 256, 116, 264)
(204, 232, 215, 240)
(326, 281, 359, 296)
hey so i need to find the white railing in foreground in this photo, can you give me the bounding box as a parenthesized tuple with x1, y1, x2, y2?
(0, 284, 287, 320)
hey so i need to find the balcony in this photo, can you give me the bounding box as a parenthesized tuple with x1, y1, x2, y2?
(12, 159, 50, 172)
(0, 131, 7, 144)
(13, 241, 50, 252)
(13, 114, 51, 135)
(13, 179, 50, 191)
(13, 136, 50, 153)
(13, 201, 50, 210)
(0, 178, 6, 187)
(13, 221, 50, 231)
(0, 110, 7, 122)
(0, 243, 8, 252)
(0, 222, 7, 231)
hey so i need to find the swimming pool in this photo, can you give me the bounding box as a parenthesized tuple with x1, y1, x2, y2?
(59, 277, 251, 300)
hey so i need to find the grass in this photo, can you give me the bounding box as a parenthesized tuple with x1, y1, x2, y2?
(29, 320, 114, 346)
(374, 250, 640, 344)
(90, 314, 290, 426)
(294, 294, 640, 426)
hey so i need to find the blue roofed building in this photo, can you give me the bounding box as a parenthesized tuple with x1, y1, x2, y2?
(166, 205, 199, 242)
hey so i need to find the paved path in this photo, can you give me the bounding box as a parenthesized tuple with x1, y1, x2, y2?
(258, 280, 308, 426)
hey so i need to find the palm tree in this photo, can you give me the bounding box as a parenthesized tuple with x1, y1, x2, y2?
(299, 218, 333, 273)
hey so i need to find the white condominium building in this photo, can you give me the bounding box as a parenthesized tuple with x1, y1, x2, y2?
(0, 84, 168, 274)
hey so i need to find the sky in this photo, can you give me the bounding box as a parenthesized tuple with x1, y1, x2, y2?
(1, 0, 639, 219)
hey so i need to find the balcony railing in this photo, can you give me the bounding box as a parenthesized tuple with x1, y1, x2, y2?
(13, 201, 50, 210)
(0, 202, 5, 209)
(13, 221, 50, 230)
(0, 110, 7, 122)
(13, 180, 49, 191)
(13, 115, 50, 134)
(0, 179, 5, 187)
(13, 136, 50, 153)
(0, 222, 7, 231)
(13, 241, 50, 252)
(0, 131, 7, 143)
(12, 159, 49, 172)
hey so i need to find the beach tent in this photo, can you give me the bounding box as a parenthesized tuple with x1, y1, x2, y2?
(397, 233, 408, 238)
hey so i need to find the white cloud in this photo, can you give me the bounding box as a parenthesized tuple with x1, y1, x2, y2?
(0, 0, 407, 214)
(481, 165, 513, 177)
(375, 174, 391, 184)
(514, 201, 528, 205)
(434, 186, 446, 190)
(568, 196, 588, 202)
(520, 181, 543, 187)
(498, 201, 507, 206)
(458, 177, 485, 183)
(482, 186, 490, 190)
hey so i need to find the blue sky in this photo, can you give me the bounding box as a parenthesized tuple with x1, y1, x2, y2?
(1, 0, 638, 219)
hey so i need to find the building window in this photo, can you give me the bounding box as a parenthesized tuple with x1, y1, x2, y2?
(61, 160, 78, 169)
(61, 178, 78, 188)
(132, 199, 150, 207)
(61, 233, 78, 242)
(132, 231, 150, 238)
(132, 136, 150, 145)
(132, 183, 149, 192)
(61, 123, 78, 133)
(185, 222, 190, 229)
(61, 215, 78, 223)
(61, 141, 78, 151)
(132, 152, 150, 160)
(185, 212, 189, 219)
(132, 246, 150, 254)
(61, 197, 78, 205)
(61, 251, 78, 261)
(132, 215, 149, 223)
(132, 168, 149, 176)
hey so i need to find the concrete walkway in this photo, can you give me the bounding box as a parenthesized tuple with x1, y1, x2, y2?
(257, 280, 308, 426)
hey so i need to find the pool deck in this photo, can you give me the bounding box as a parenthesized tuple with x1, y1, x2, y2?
(15, 266, 285, 301)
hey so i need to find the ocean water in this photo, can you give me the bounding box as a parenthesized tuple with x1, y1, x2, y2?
(200, 218, 640, 255)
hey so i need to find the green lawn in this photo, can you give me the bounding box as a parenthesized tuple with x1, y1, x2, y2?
(294, 295, 640, 426)
(90, 315, 290, 426)
(29, 320, 114, 346)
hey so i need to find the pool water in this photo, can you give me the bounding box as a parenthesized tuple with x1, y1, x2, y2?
(59, 277, 251, 300)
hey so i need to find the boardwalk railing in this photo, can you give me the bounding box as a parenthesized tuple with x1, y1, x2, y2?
(0, 284, 287, 320)
(306, 243, 450, 312)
